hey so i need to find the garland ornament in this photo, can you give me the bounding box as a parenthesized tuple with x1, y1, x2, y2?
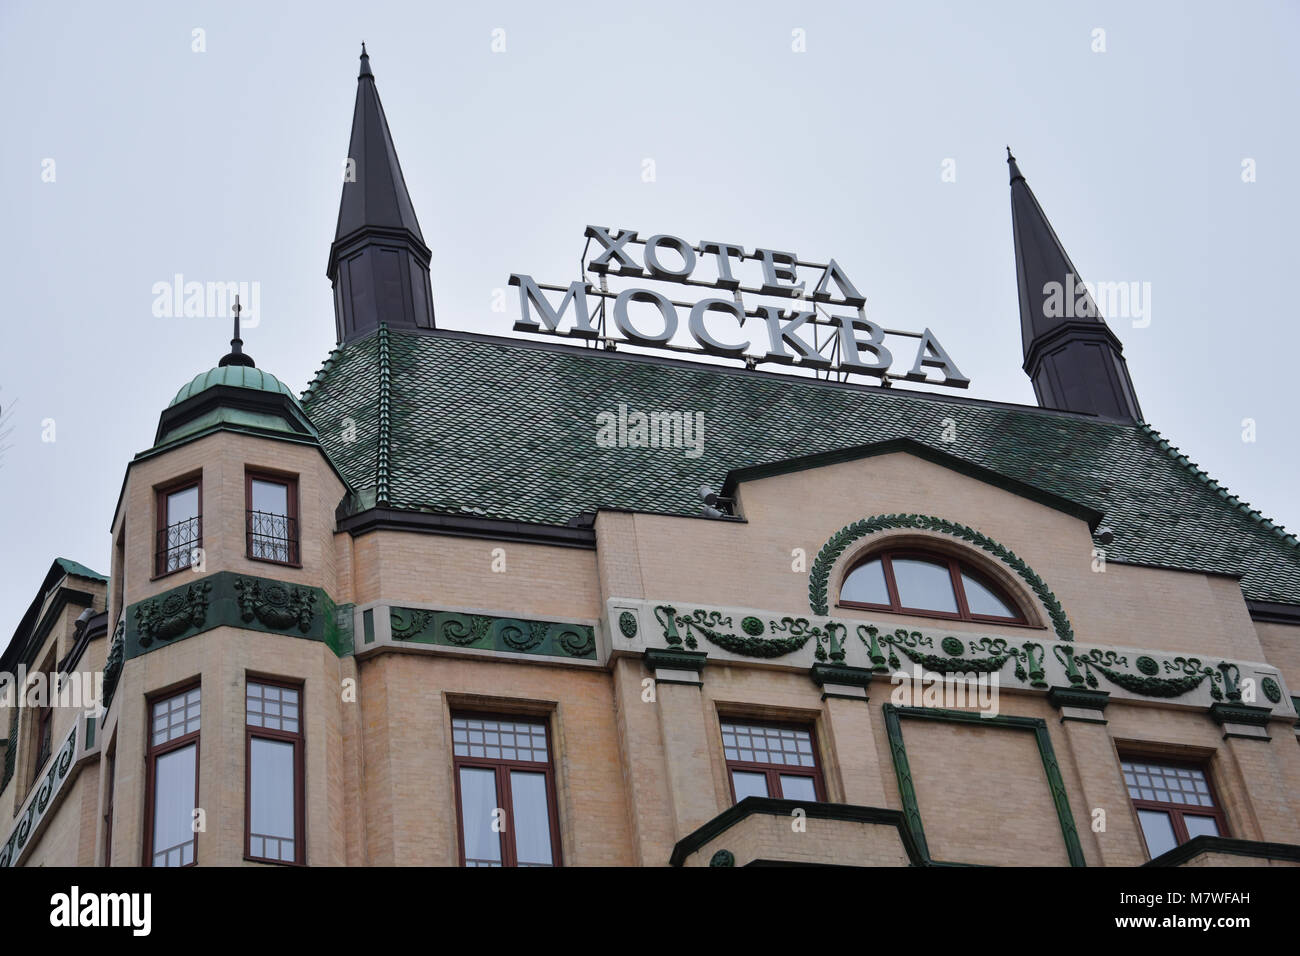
(234, 578, 316, 633)
(807, 513, 1074, 641)
(858, 626, 1047, 686)
(652, 605, 845, 659)
(135, 581, 213, 647)
(1053, 645, 1227, 700)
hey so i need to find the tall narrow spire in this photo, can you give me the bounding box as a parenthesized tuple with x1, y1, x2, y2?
(218, 295, 255, 367)
(327, 45, 434, 344)
(1008, 149, 1142, 421)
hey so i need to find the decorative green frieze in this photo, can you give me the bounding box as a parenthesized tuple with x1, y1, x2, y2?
(388, 607, 597, 661)
(709, 849, 735, 867)
(1054, 645, 1230, 700)
(883, 704, 1086, 867)
(234, 577, 316, 632)
(610, 598, 1293, 716)
(0, 721, 77, 868)
(653, 604, 847, 661)
(807, 513, 1075, 641)
(124, 571, 347, 659)
(860, 625, 1047, 686)
(135, 581, 211, 648)
(101, 620, 125, 713)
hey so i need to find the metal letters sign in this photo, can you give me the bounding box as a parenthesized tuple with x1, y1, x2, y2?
(507, 225, 969, 388)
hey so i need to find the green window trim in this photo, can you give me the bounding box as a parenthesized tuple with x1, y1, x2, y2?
(882, 703, 1086, 867)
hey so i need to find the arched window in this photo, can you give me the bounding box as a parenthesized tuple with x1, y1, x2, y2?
(839, 549, 1026, 624)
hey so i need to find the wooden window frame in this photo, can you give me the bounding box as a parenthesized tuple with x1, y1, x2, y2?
(244, 676, 306, 865)
(839, 548, 1029, 625)
(720, 717, 827, 804)
(30, 702, 53, 785)
(244, 469, 301, 568)
(451, 712, 562, 868)
(1121, 755, 1229, 858)
(153, 475, 203, 580)
(142, 682, 201, 868)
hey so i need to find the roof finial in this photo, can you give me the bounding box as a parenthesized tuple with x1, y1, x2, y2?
(1006, 146, 1025, 184)
(359, 42, 373, 79)
(218, 294, 256, 368)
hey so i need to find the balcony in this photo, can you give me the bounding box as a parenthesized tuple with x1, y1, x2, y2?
(155, 516, 202, 577)
(246, 510, 299, 566)
(670, 797, 926, 867)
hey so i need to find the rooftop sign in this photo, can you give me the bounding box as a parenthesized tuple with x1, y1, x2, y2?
(508, 226, 969, 388)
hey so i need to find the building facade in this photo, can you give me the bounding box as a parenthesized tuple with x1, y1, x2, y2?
(4, 49, 1300, 869)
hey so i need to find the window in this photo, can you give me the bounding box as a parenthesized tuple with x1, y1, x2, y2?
(155, 478, 202, 577)
(246, 471, 300, 565)
(452, 714, 560, 867)
(840, 549, 1026, 624)
(721, 719, 825, 803)
(1122, 758, 1227, 859)
(103, 749, 115, 865)
(245, 680, 304, 864)
(144, 685, 201, 866)
(31, 702, 52, 783)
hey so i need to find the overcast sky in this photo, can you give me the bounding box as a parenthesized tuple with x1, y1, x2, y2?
(2, 0, 1297, 637)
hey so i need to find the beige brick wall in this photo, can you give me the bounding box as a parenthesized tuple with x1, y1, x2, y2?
(613, 451, 1266, 661)
(119, 431, 346, 611)
(354, 650, 633, 866)
(106, 626, 348, 867)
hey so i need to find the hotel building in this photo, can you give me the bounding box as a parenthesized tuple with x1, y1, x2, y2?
(4, 49, 1299, 869)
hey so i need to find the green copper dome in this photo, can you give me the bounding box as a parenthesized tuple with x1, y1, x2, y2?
(169, 365, 301, 408)
(150, 362, 319, 452)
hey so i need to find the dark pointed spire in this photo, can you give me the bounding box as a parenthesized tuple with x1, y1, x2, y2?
(1008, 150, 1142, 421)
(327, 45, 435, 343)
(218, 295, 256, 367)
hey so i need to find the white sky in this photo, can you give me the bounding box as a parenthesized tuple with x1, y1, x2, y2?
(2, 0, 1297, 636)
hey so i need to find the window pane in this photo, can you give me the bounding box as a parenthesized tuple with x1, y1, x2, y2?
(250, 738, 296, 853)
(452, 715, 547, 762)
(1137, 809, 1178, 858)
(510, 771, 554, 866)
(1184, 815, 1220, 839)
(719, 721, 815, 768)
(779, 775, 817, 802)
(891, 558, 958, 613)
(459, 767, 502, 866)
(251, 479, 289, 517)
(152, 743, 197, 866)
(167, 485, 199, 524)
(841, 558, 889, 605)
(731, 770, 769, 802)
(152, 688, 200, 744)
(1121, 761, 1216, 809)
(961, 572, 1017, 618)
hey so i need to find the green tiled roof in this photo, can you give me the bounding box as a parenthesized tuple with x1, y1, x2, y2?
(55, 558, 107, 582)
(170, 365, 300, 408)
(300, 327, 1300, 607)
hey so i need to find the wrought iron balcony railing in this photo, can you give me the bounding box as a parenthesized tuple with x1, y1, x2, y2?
(247, 510, 299, 565)
(155, 516, 202, 577)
